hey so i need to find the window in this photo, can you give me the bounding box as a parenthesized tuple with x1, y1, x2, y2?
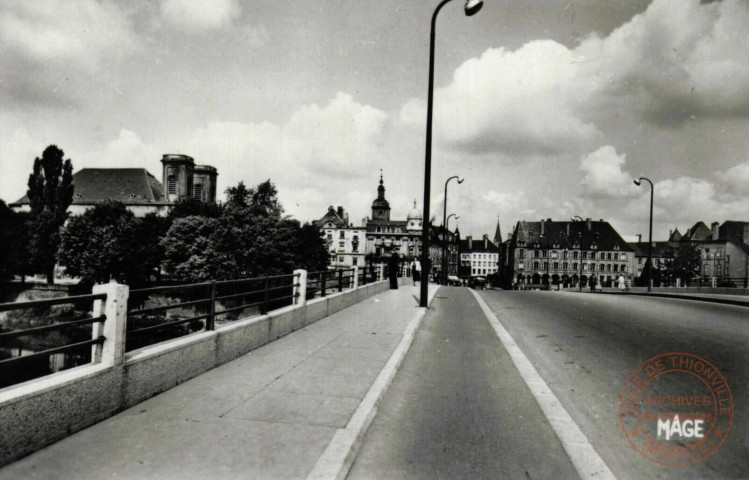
(613, 253, 619, 261)
(553, 262, 559, 270)
(573, 263, 578, 271)
(535, 250, 540, 258)
(543, 262, 548, 270)
(573, 251, 579, 260)
(519, 249, 525, 258)
(338, 256, 344, 263)
(167, 175, 177, 195)
(533, 261, 539, 270)
(613, 264, 619, 272)
(339, 231, 345, 239)
(563, 262, 568, 270)
(193, 182, 203, 201)
(352, 257, 358, 266)
(326, 233, 333, 240)
(606, 253, 612, 260)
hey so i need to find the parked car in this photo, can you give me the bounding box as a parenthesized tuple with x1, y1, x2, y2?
(468, 276, 487, 289)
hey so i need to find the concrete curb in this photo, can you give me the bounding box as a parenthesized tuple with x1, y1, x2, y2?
(469, 289, 617, 480)
(306, 285, 440, 480)
(596, 291, 749, 308)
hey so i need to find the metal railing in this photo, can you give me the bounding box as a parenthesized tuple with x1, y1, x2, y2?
(0, 293, 107, 387)
(306, 268, 357, 298)
(126, 273, 301, 351)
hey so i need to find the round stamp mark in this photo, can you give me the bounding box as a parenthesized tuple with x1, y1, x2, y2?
(619, 352, 733, 467)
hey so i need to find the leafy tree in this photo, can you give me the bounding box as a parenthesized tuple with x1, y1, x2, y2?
(167, 196, 222, 221)
(161, 216, 237, 282)
(58, 201, 146, 288)
(0, 201, 29, 280)
(296, 222, 330, 271)
(26, 145, 74, 283)
(664, 242, 702, 285)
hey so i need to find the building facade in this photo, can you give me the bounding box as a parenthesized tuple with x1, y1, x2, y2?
(460, 235, 499, 279)
(504, 218, 635, 288)
(11, 154, 217, 217)
(316, 206, 366, 269)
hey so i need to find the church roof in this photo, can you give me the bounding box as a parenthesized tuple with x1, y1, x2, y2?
(12, 168, 166, 206)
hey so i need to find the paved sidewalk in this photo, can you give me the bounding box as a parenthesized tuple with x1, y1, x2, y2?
(0, 284, 432, 480)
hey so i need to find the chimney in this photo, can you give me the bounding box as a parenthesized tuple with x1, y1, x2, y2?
(637, 234, 642, 243)
(586, 218, 592, 231)
(541, 219, 545, 236)
(566, 224, 570, 236)
(337, 206, 344, 218)
(712, 222, 719, 240)
(468, 236, 473, 250)
(484, 234, 488, 249)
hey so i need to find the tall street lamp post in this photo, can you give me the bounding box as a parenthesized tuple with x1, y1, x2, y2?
(442, 176, 463, 285)
(445, 213, 459, 284)
(420, 0, 483, 307)
(634, 177, 654, 292)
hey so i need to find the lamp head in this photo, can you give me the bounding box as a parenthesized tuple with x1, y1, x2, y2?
(465, 0, 483, 16)
(634, 179, 642, 186)
(458, 177, 464, 184)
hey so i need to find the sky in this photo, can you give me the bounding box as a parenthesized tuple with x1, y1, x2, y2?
(2, 0, 749, 242)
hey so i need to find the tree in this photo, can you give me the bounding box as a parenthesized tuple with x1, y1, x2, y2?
(0, 201, 29, 281)
(664, 242, 702, 285)
(58, 200, 146, 288)
(161, 216, 237, 282)
(296, 222, 330, 272)
(26, 145, 74, 283)
(167, 196, 222, 221)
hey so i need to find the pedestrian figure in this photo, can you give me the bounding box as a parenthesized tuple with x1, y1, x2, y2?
(388, 252, 400, 290)
(589, 276, 596, 293)
(617, 274, 626, 291)
(411, 259, 421, 286)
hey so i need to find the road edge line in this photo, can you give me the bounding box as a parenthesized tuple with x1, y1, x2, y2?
(306, 284, 441, 480)
(469, 289, 617, 480)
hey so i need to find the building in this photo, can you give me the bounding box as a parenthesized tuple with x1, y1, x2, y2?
(627, 229, 682, 278)
(316, 206, 366, 269)
(460, 234, 500, 279)
(504, 218, 635, 288)
(628, 221, 749, 286)
(11, 154, 217, 217)
(363, 174, 424, 267)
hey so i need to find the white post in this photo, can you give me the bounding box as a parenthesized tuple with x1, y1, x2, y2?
(378, 264, 384, 282)
(676, 278, 681, 288)
(352, 266, 359, 289)
(91, 281, 129, 367)
(712, 276, 717, 288)
(294, 269, 307, 306)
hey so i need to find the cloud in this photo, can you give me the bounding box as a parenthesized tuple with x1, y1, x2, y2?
(580, 146, 640, 199)
(400, 42, 600, 156)
(715, 161, 749, 195)
(160, 0, 241, 32)
(399, 0, 749, 158)
(242, 25, 270, 48)
(79, 130, 162, 171)
(0, 126, 39, 204)
(0, 1, 137, 107)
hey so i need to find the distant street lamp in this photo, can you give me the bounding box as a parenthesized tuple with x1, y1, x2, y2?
(442, 176, 464, 285)
(420, 0, 482, 307)
(572, 216, 584, 292)
(634, 177, 654, 292)
(445, 213, 460, 284)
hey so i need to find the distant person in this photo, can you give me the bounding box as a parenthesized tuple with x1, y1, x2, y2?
(617, 274, 626, 291)
(388, 252, 400, 290)
(411, 259, 421, 286)
(589, 276, 597, 293)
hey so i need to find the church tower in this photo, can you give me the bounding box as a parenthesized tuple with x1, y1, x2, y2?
(371, 171, 391, 221)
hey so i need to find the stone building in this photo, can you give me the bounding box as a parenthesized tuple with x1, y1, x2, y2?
(11, 154, 217, 217)
(316, 205, 366, 269)
(504, 218, 635, 288)
(459, 234, 499, 279)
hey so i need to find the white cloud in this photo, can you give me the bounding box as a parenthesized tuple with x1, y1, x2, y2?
(79, 130, 162, 171)
(715, 161, 749, 195)
(580, 146, 640, 199)
(0, 126, 39, 204)
(399, 0, 749, 158)
(160, 0, 240, 32)
(242, 24, 269, 48)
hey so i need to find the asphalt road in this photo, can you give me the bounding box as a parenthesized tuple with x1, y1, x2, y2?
(475, 290, 749, 479)
(348, 287, 578, 479)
